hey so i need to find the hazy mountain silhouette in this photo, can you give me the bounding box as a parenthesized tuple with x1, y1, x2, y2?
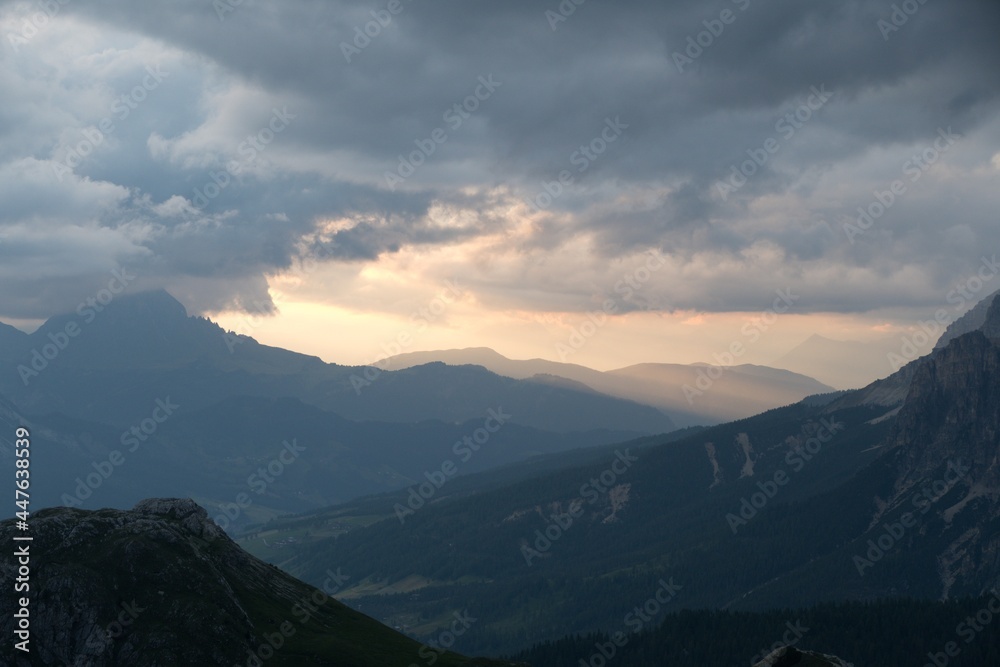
(0, 290, 674, 435)
(935, 288, 1000, 349)
(770, 333, 901, 389)
(384, 348, 833, 427)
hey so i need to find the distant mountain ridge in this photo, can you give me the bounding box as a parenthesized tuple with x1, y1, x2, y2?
(384, 348, 833, 427)
(0, 290, 683, 519)
(770, 334, 901, 390)
(0, 290, 675, 435)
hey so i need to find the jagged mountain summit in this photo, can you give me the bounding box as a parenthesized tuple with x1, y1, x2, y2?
(0, 498, 515, 666)
(935, 288, 1000, 349)
(0, 289, 675, 435)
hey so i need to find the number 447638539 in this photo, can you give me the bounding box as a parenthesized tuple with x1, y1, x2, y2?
(15, 426, 30, 521)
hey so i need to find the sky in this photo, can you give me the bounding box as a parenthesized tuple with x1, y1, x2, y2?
(1, 0, 999, 375)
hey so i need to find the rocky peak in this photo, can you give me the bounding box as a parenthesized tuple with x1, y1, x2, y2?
(0, 499, 502, 666)
(131, 497, 225, 540)
(935, 289, 1000, 349)
(873, 306, 1000, 600)
(887, 329, 1000, 491)
(753, 646, 853, 666)
(983, 293, 1000, 340)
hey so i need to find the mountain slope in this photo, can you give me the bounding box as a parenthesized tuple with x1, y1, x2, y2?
(263, 295, 1000, 655)
(56, 394, 644, 521)
(510, 598, 1000, 666)
(2, 387, 643, 517)
(265, 399, 893, 654)
(0, 322, 28, 362)
(734, 294, 1000, 608)
(935, 287, 1000, 349)
(0, 499, 515, 666)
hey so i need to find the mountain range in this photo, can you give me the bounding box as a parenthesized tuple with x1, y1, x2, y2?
(0, 290, 846, 519)
(0, 290, 675, 435)
(2, 289, 1000, 664)
(383, 347, 833, 427)
(240, 292, 1000, 658)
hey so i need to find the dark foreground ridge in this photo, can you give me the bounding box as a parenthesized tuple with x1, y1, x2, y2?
(0, 498, 518, 666)
(753, 646, 852, 666)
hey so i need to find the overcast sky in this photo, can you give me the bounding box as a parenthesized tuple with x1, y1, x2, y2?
(1, 0, 999, 372)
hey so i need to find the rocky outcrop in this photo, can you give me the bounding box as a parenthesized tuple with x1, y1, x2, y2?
(752, 646, 853, 667)
(872, 295, 1000, 598)
(1, 499, 264, 666)
(0, 499, 506, 667)
(887, 330, 1000, 492)
(934, 289, 1000, 349)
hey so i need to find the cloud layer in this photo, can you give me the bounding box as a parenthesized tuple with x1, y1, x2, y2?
(1, 0, 999, 322)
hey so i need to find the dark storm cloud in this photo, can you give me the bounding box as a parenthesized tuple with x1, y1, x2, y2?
(0, 0, 998, 318)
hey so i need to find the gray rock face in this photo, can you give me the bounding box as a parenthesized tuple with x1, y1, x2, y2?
(1, 499, 260, 666)
(131, 497, 226, 541)
(983, 295, 1000, 341)
(935, 290, 1000, 349)
(889, 331, 1000, 492)
(877, 301, 1000, 599)
(1, 499, 505, 667)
